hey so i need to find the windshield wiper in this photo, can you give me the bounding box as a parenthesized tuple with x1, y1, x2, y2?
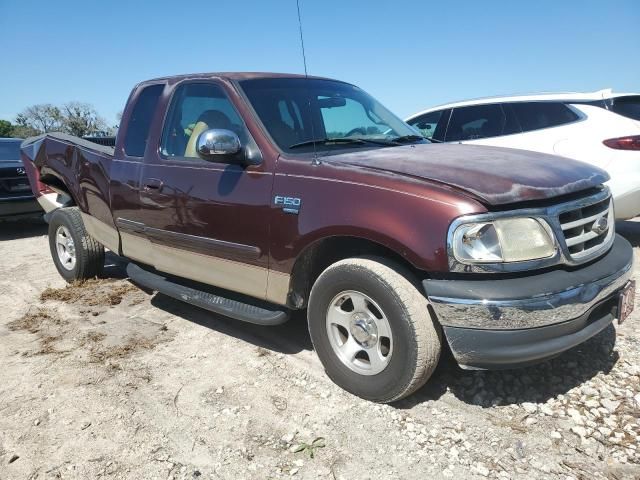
(390, 134, 428, 144)
(289, 138, 367, 149)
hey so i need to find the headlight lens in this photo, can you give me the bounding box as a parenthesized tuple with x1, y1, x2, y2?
(452, 217, 556, 263)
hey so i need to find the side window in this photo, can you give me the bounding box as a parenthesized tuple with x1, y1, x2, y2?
(445, 104, 507, 142)
(161, 83, 247, 159)
(501, 104, 522, 136)
(611, 95, 640, 121)
(123, 84, 163, 157)
(510, 102, 579, 132)
(408, 110, 445, 140)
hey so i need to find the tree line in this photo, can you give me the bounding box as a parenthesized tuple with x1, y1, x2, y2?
(0, 103, 118, 139)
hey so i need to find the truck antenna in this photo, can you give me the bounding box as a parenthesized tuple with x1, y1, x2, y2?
(296, 0, 309, 78)
(295, 0, 321, 165)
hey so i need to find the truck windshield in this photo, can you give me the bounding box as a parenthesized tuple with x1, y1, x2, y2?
(239, 78, 424, 153)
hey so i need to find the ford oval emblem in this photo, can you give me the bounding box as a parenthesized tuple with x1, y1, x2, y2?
(591, 216, 608, 235)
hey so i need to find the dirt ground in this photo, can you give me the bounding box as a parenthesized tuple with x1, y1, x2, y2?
(1, 218, 639, 480)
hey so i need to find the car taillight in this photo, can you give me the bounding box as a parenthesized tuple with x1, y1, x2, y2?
(603, 135, 640, 150)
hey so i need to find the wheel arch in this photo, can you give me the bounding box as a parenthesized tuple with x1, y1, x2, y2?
(286, 234, 427, 309)
(39, 167, 79, 207)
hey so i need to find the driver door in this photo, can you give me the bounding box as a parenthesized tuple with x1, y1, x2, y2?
(138, 81, 274, 300)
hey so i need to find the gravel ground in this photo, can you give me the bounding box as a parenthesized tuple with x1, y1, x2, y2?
(0, 218, 639, 480)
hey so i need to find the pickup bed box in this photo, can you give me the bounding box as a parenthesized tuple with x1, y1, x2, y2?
(21, 72, 635, 402)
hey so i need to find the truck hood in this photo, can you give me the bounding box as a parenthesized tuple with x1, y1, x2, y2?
(327, 143, 609, 206)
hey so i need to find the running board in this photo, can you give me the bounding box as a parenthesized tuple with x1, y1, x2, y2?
(126, 263, 289, 326)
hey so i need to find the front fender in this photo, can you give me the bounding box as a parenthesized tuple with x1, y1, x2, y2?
(269, 161, 485, 275)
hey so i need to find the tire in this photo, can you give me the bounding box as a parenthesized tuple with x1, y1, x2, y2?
(308, 257, 441, 403)
(48, 207, 105, 282)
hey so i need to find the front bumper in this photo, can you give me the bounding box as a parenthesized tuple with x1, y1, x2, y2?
(423, 234, 634, 369)
(0, 195, 42, 218)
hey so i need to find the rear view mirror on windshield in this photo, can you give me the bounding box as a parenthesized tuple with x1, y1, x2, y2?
(316, 96, 347, 108)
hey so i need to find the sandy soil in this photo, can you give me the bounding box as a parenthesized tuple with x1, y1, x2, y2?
(0, 217, 639, 480)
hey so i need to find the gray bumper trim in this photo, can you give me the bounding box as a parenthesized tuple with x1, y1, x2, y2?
(424, 235, 633, 330)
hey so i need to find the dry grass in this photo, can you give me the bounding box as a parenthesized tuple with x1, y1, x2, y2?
(8, 307, 64, 334)
(36, 335, 61, 355)
(40, 279, 139, 307)
(87, 336, 160, 363)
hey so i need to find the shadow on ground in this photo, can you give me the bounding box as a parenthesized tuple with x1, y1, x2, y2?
(0, 216, 47, 240)
(397, 324, 618, 409)
(150, 292, 312, 355)
(146, 281, 618, 408)
(102, 251, 129, 279)
(103, 248, 623, 408)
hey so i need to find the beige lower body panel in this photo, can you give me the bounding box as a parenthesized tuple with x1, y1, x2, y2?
(80, 213, 120, 253)
(266, 270, 291, 305)
(120, 229, 290, 306)
(120, 231, 153, 263)
(37, 192, 72, 213)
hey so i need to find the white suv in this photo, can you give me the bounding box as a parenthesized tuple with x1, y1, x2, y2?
(406, 89, 640, 219)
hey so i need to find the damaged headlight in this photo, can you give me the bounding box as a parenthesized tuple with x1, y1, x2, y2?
(451, 217, 556, 264)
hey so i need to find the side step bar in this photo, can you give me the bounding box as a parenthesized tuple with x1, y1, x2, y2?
(126, 263, 289, 326)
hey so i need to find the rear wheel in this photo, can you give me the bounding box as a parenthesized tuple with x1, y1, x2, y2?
(48, 207, 105, 281)
(308, 257, 441, 403)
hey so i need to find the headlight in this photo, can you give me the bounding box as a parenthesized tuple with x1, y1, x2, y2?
(451, 217, 556, 263)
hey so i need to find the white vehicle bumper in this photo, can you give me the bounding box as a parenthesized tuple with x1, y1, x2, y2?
(606, 174, 640, 220)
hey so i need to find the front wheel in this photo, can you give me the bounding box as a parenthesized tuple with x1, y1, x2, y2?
(308, 257, 441, 403)
(48, 207, 105, 282)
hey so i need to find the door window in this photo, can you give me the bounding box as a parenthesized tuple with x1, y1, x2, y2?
(445, 104, 510, 142)
(407, 110, 448, 140)
(161, 83, 247, 159)
(509, 102, 579, 132)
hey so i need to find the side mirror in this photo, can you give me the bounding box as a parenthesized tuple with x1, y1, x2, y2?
(196, 129, 241, 159)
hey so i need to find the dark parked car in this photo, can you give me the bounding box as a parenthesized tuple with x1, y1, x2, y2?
(0, 138, 41, 218)
(21, 73, 635, 402)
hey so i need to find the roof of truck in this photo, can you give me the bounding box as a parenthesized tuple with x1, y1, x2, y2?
(143, 72, 336, 83)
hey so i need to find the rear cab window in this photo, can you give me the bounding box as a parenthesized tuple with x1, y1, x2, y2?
(123, 84, 164, 157)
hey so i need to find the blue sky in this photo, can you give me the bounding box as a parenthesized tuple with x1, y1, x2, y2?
(2, 0, 638, 126)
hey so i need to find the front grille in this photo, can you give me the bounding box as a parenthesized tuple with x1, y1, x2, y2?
(558, 195, 612, 260)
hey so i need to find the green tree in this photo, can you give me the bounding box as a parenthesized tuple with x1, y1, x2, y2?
(10, 125, 40, 139)
(61, 102, 106, 137)
(16, 104, 62, 133)
(0, 119, 13, 137)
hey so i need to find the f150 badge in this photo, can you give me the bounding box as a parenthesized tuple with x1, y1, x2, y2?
(274, 195, 301, 214)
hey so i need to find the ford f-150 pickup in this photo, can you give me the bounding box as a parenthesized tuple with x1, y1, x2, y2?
(21, 72, 635, 403)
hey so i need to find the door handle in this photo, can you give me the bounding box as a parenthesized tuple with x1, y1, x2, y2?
(143, 178, 163, 192)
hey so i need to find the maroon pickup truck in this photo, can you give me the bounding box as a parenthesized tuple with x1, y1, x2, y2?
(21, 73, 635, 402)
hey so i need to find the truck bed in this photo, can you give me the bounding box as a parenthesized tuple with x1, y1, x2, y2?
(21, 132, 117, 240)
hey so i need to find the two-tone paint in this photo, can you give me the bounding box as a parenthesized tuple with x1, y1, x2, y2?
(21, 73, 609, 309)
